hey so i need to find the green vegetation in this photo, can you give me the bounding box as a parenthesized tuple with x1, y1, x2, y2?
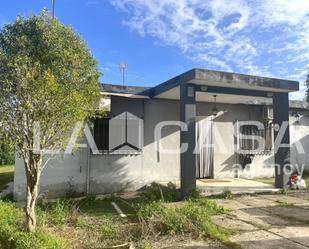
(0, 131, 14, 165)
(221, 189, 234, 199)
(0, 10, 101, 231)
(141, 182, 180, 202)
(137, 240, 152, 249)
(0, 182, 239, 248)
(278, 188, 288, 195)
(0, 202, 67, 249)
(0, 165, 14, 191)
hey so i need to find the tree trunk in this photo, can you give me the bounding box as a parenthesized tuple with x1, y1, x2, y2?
(25, 182, 39, 232)
(24, 153, 42, 232)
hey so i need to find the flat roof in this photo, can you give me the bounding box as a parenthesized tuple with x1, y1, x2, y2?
(101, 83, 306, 109)
(101, 68, 302, 108)
(149, 69, 299, 98)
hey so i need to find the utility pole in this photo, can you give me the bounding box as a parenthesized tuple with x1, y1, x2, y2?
(52, 0, 56, 18)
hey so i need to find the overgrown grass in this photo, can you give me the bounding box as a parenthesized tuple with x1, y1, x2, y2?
(37, 196, 134, 247)
(134, 197, 234, 242)
(141, 182, 180, 202)
(0, 182, 238, 249)
(129, 183, 238, 248)
(0, 202, 68, 249)
(0, 165, 14, 191)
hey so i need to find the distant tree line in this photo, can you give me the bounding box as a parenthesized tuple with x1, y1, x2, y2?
(0, 129, 14, 165)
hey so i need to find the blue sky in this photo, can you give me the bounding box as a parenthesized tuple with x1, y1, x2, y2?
(1, 0, 309, 99)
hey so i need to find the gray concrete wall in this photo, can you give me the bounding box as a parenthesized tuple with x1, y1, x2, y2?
(13, 97, 309, 201)
(13, 98, 182, 201)
(196, 103, 275, 179)
(14, 148, 88, 201)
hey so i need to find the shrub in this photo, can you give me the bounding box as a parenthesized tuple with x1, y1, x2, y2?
(142, 182, 180, 203)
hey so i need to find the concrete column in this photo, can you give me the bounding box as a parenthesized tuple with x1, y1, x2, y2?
(273, 92, 290, 188)
(180, 83, 196, 198)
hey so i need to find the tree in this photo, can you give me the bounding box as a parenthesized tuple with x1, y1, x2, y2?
(0, 129, 14, 165)
(0, 11, 101, 231)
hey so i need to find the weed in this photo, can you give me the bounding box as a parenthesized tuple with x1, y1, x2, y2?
(222, 189, 233, 199)
(79, 194, 97, 208)
(142, 182, 180, 202)
(16, 230, 68, 249)
(0, 202, 67, 249)
(74, 216, 88, 228)
(65, 177, 82, 198)
(38, 199, 76, 225)
(161, 206, 188, 234)
(186, 188, 204, 200)
(100, 221, 120, 240)
(137, 240, 152, 249)
(134, 196, 231, 243)
(278, 188, 288, 195)
(135, 201, 163, 219)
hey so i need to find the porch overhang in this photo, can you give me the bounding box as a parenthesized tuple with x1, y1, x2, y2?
(149, 68, 299, 101)
(157, 69, 299, 198)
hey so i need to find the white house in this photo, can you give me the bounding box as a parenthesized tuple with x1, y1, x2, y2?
(14, 68, 308, 201)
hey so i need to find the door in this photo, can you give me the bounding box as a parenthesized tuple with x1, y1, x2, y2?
(196, 119, 214, 179)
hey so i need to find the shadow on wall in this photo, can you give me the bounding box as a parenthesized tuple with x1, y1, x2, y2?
(219, 153, 276, 179)
(89, 154, 139, 195)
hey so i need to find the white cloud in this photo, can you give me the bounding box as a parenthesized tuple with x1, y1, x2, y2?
(110, 0, 309, 99)
(86, 1, 99, 6)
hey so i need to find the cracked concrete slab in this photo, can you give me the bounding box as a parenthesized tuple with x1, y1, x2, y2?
(212, 214, 257, 231)
(269, 226, 309, 247)
(213, 192, 309, 249)
(235, 195, 278, 208)
(263, 205, 309, 224)
(230, 230, 309, 249)
(213, 199, 250, 210)
(259, 194, 309, 206)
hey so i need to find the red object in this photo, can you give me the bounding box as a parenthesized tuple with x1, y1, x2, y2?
(290, 174, 300, 183)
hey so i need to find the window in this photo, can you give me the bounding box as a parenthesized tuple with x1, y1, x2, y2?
(236, 121, 273, 154)
(94, 117, 110, 151)
(93, 112, 143, 154)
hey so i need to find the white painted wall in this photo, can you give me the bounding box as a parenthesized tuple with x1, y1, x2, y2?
(13, 97, 309, 201)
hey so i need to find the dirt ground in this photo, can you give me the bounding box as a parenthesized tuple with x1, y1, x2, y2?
(211, 191, 309, 249)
